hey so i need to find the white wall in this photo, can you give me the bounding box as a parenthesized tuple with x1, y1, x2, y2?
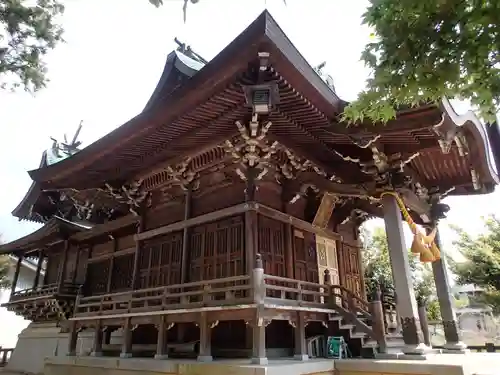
(0, 263, 36, 348)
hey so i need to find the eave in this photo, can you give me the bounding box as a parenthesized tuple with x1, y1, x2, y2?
(0, 217, 89, 255)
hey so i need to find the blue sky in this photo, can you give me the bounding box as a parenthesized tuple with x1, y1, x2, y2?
(0, 0, 498, 257)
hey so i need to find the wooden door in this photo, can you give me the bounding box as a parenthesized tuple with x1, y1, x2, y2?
(339, 242, 364, 299)
(258, 216, 286, 277)
(293, 229, 318, 283)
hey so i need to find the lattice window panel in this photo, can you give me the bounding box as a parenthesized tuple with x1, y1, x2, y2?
(110, 253, 134, 292)
(86, 259, 110, 295)
(45, 252, 61, 285)
(258, 216, 286, 298)
(138, 232, 183, 289)
(189, 216, 244, 283)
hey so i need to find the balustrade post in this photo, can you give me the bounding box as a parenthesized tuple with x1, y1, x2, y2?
(155, 315, 168, 359)
(197, 312, 213, 362)
(252, 254, 265, 304)
(294, 312, 308, 361)
(323, 269, 333, 306)
(369, 286, 387, 354)
(90, 320, 103, 357)
(121, 317, 133, 358)
(67, 320, 78, 356)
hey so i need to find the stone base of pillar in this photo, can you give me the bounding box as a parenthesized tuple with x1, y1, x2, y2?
(251, 357, 268, 365)
(154, 354, 169, 360)
(403, 343, 436, 355)
(443, 341, 470, 354)
(294, 354, 309, 361)
(197, 355, 213, 362)
(90, 351, 103, 357)
(119, 353, 132, 358)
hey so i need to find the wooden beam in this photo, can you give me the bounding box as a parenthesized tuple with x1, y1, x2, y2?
(255, 204, 342, 241)
(136, 203, 252, 241)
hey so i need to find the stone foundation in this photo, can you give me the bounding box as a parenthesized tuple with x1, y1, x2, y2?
(6, 323, 122, 375)
(43, 354, 500, 375)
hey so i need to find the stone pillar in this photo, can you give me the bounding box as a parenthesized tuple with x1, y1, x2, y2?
(294, 312, 308, 361)
(251, 255, 268, 365)
(417, 301, 431, 347)
(381, 194, 428, 355)
(431, 228, 468, 353)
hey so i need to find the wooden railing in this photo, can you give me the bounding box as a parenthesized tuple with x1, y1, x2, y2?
(9, 282, 81, 302)
(75, 275, 252, 316)
(0, 347, 13, 367)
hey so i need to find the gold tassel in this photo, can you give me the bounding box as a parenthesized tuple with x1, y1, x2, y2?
(420, 248, 435, 263)
(430, 242, 441, 260)
(423, 227, 437, 245)
(411, 232, 425, 254)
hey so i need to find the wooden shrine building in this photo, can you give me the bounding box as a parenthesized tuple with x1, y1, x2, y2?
(2, 11, 499, 365)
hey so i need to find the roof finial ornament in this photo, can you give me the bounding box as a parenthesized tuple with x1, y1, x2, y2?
(47, 120, 83, 165)
(174, 37, 208, 64)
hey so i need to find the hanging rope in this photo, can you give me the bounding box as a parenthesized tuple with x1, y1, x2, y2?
(380, 191, 440, 263)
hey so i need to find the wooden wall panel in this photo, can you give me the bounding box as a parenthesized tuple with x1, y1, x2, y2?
(85, 259, 110, 295)
(117, 234, 135, 251)
(255, 182, 282, 210)
(91, 240, 113, 258)
(144, 203, 184, 231)
(191, 183, 245, 217)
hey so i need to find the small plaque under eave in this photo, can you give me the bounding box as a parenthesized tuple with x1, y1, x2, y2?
(312, 193, 338, 229)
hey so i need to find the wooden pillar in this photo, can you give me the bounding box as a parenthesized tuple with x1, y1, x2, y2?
(33, 250, 44, 288)
(121, 317, 133, 358)
(67, 321, 78, 356)
(180, 185, 193, 283)
(10, 254, 22, 296)
(282, 180, 294, 279)
(431, 228, 467, 352)
(155, 315, 168, 359)
(294, 312, 308, 361)
(131, 215, 145, 290)
(197, 312, 212, 362)
(106, 239, 117, 293)
(244, 168, 259, 350)
(72, 247, 81, 284)
(90, 320, 103, 356)
(381, 194, 427, 355)
(57, 240, 70, 292)
(178, 185, 193, 343)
